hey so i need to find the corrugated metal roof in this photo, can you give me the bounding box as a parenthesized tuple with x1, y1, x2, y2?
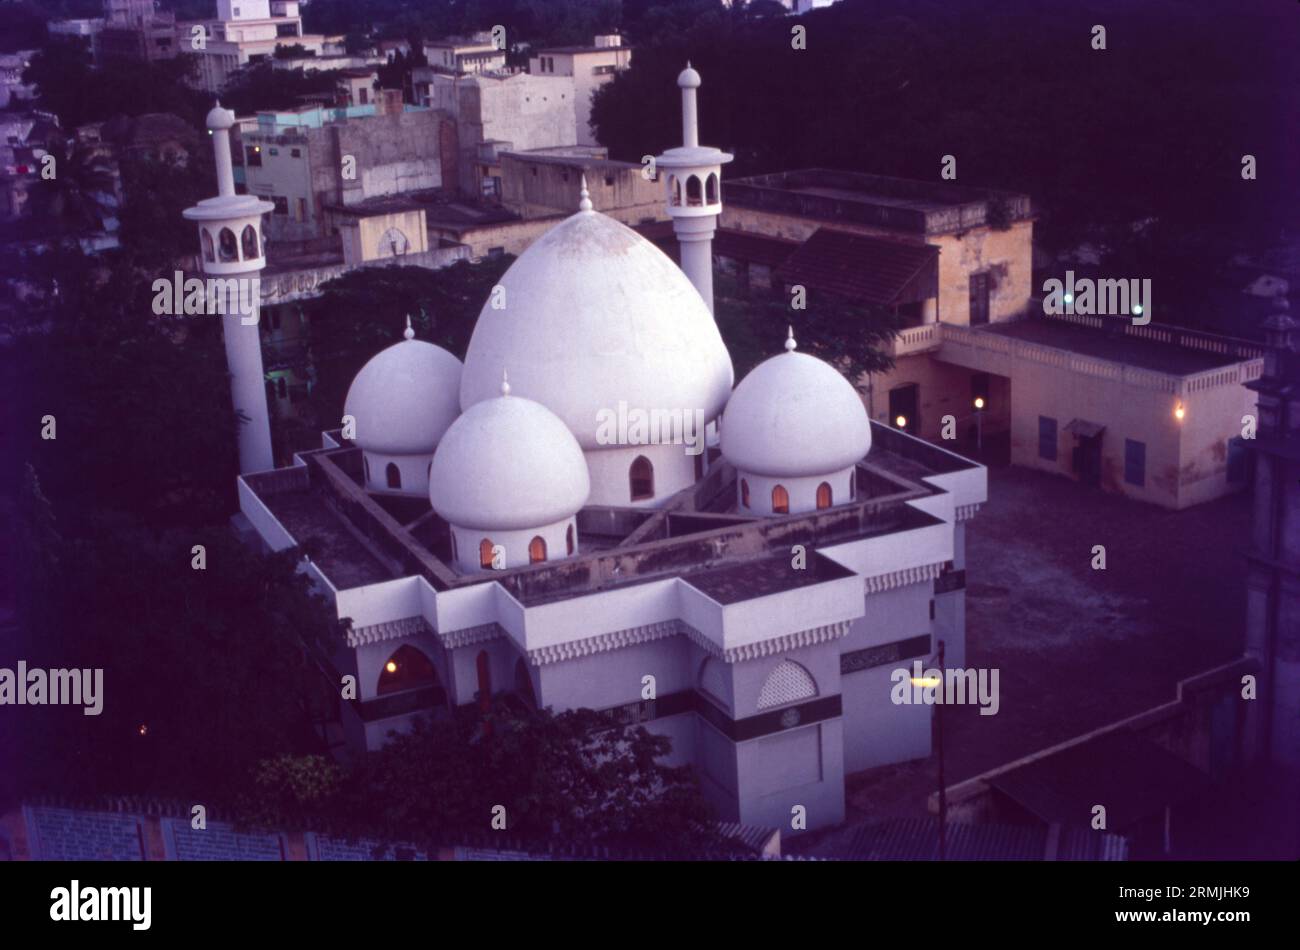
(715, 228, 799, 269)
(774, 227, 939, 305)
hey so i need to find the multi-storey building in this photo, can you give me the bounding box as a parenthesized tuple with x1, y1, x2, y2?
(528, 35, 631, 147)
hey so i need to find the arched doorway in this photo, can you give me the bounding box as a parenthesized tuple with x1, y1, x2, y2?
(630, 455, 654, 501)
(377, 644, 438, 696)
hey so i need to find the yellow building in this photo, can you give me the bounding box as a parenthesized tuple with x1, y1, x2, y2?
(723, 169, 1262, 509)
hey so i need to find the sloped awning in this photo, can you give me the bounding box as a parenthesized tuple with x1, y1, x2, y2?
(774, 227, 939, 306)
(1064, 418, 1106, 439)
(986, 731, 1212, 832)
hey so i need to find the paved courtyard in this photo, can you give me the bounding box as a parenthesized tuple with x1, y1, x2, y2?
(843, 463, 1252, 822)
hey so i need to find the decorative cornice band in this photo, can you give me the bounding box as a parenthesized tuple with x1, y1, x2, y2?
(527, 619, 683, 667)
(720, 620, 851, 664)
(862, 561, 945, 595)
(346, 615, 432, 648)
(439, 622, 506, 650)
(523, 618, 853, 667)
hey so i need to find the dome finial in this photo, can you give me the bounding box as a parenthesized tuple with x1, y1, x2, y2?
(500, 368, 511, 397)
(403, 314, 414, 340)
(785, 325, 797, 352)
(578, 174, 593, 212)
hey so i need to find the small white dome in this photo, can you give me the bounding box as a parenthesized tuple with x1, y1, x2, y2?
(429, 384, 590, 531)
(344, 328, 463, 456)
(459, 208, 733, 449)
(721, 334, 871, 478)
(206, 103, 236, 130)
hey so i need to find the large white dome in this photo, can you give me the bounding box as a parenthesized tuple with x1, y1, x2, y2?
(721, 334, 871, 478)
(458, 207, 734, 449)
(344, 326, 463, 456)
(429, 380, 590, 530)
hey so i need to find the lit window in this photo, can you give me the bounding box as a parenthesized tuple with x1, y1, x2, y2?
(479, 538, 495, 569)
(816, 482, 832, 509)
(528, 536, 547, 564)
(772, 485, 789, 514)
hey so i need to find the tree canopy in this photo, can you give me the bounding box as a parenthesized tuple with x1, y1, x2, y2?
(241, 698, 727, 856)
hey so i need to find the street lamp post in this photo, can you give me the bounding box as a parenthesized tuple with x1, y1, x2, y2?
(973, 397, 985, 453)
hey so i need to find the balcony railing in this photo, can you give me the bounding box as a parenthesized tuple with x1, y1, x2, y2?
(938, 321, 1264, 395)
(889, 322, 942, 357)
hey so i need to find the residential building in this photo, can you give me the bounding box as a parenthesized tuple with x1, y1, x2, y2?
(528, 35, 631, 147)
(723, 168, 1263, 509)
(423, 34, 506, 75)
(413, 69, 577, 196)
(178, 0, 326, 93)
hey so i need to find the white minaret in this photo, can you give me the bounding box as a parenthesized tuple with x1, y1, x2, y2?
(184, 102, 276, 474)
(654, 63, 733, 314)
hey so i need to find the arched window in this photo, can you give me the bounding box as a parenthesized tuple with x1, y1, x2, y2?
(476, 650, 492, 710)
(669, 175, 681, 207)
(630, 455, 654, 501)
(479, 538, 496, 569)
(217, 227, 238, 262)
(816, 482, 832, 509)
(363, 457, 371, 482)
(241, 224, 259, 260)
(849, 469, 856, 500)
(740, 478, 750, 508)
(450, 532, 457, 561)
(386, 462, 401, 489)
(377, 644, 438, 696)
(772, 484, 789, 514)
(686, 175, 702, 207)
(201, 229, 215, 263)
(756, 660, 818, 710)
(528, 536, 547, 564)
(566, 523, 575, 555)
(377, 226, 409, 257)
(514, 658, 537, 708)
(706, 172, 718, 204)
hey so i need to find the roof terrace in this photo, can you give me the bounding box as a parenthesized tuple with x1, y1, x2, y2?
(239, 421, 981, 608)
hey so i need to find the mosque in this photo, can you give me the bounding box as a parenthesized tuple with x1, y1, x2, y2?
(192, 67, 987, 833)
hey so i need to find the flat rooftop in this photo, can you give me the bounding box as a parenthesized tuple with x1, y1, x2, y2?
(243, 423, 977, 606)
(980, 319, 1241, 375)
(725, 168, 1032, 236)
